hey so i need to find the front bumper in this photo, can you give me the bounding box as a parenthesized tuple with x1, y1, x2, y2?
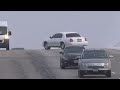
(0, 39, 9, 48)
(65, 41, 88, 47)
(62, 59, 78, 66)
(80, 69, 111, 75)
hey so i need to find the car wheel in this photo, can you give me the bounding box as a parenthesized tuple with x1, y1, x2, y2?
(60, 42, 65, 50)
(44, 42, 50, 50)
(78, 70, 84, 78)
(60, 61, 65, 69)
(106, 70, 111, 77)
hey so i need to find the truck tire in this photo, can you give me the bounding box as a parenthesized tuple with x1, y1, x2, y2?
(6, 44, 9, 50)
(5, 39, 9, 50)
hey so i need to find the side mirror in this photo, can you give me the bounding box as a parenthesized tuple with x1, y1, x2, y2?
(109, 55, 114, 58)
(8, 31, 12, 36)
(59, 52, 63, 54)
(49, 36, 52, 39)
(77, 55, 81, 59)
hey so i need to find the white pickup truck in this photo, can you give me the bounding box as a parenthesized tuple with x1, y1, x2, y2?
(0, 21, 12, 50)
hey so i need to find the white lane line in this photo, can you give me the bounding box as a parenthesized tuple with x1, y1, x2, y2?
(112, 72, 116, 74)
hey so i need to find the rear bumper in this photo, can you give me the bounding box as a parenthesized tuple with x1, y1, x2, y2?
(65, 41, 88, 47)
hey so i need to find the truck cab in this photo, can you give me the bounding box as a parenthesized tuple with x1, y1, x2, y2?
(0, 21, 12, 50)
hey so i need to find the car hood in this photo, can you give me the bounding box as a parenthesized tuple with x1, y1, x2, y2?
(81, 59, 109, 63)
(64, 53, 81, 59)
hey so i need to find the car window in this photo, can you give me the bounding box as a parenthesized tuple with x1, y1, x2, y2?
(52, 33, 62, 38)
(57, 33, 63, 38)
(52, 34, 58, 38)
(82, 50, 108, 59)
(0, 27, 7, 35)
(66, 33, 81, 38)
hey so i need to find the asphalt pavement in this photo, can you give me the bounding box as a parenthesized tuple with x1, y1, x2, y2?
(0, 48, 119, 79)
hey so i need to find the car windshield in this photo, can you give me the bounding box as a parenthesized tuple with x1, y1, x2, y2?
(82, 50, 108, 59)
(0, 27, 7, 35)
(66, 33, 81, 38)
(64, 46, 85, 53)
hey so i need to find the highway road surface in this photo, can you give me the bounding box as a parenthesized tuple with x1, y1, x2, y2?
(0, 48, 119, 79)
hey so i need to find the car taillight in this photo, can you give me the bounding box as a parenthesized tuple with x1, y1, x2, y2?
(70, 39, 73, 42)
(85, 38, 87, 41)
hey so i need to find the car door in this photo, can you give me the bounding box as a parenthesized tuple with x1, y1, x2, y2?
(49, 33, 58, 46)
(54, 33, 63, 46)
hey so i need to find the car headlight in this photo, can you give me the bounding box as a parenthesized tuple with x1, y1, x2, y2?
(5, 35, 9, 39)
(104, 63, 109, 68)
(104, 63, 111, 68)
(81, 63, 88, 66)
(104, 63, 109, 66)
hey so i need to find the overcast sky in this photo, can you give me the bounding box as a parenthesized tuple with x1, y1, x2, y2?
(0, 11, 120, 49)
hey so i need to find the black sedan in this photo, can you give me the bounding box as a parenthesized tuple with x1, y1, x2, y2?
(59, 46, 85, 69)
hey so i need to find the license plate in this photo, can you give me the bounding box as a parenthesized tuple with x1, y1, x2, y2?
(74, 60, 78, 63)
(77, 39, 82, 42)
(93, 69, 98, 72)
